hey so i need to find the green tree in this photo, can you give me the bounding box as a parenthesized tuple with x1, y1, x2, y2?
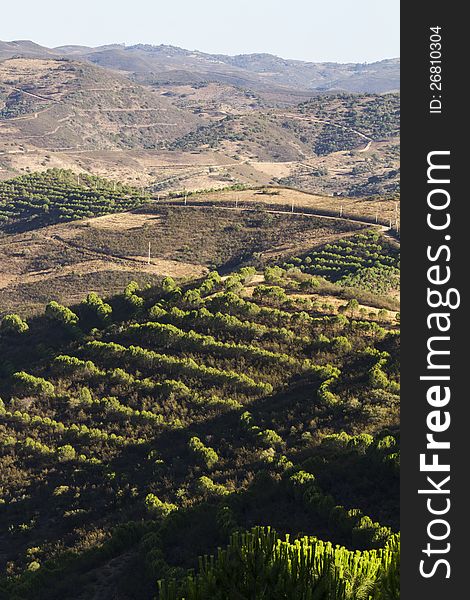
(144, 493, 177, 517)
(331, 336, 353, 354)
(369, 366, 389, 389)
(80, 292, 112, 329)
(46, 301, 79, 331)
(13, 371, 55, 397)
(197, 476, 229, 497)
(0, 314, 29, 334)
(162, 276, 177, 294)
(183, 289, 202, 309)
(123, 281, 144, 314)
(56, 445, 77, 462)
(189, 436, 219, 469)
(258, 429, 284, 448)
(345, 299, 359, 318)
(253, 285, 288, 306)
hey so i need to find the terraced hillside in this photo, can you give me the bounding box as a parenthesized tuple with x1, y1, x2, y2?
(0, 58, 199, 153)
(0, 247, 399, 598)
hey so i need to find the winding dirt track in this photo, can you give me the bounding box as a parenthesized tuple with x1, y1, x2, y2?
(8, 85, 57, 103)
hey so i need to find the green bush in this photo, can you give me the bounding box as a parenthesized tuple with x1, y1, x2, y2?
(0, 314, 29, 335)
(189, 436, 219, 470)
(145, 494, 177, 517)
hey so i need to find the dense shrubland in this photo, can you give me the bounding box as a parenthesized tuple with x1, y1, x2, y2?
(0, 234, 399, 598)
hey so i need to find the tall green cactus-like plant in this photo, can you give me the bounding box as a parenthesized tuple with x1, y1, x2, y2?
(157, 526, 400, 600)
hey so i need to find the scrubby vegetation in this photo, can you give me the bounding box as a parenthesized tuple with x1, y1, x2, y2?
(0, 241, 399, 598)
(299, 94, 400, 140)
(283, 231, 400, 295)
(168, 93, 399, 162)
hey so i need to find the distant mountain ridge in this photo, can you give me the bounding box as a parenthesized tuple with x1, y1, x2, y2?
(0, 40, 400, 93)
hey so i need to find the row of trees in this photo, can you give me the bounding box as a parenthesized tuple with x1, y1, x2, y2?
(85, 340, 273, 395)
(284, 231, 400, 283)
(0, 241, 399, 594)
(0, 170, 149, 227)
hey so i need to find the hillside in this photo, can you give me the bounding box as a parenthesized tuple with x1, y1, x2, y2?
(169, 93, 399, 157)
(0, 31, 401, 600)
(0, 171, 400, 317)
(0, 58, 199, 152)
(0, 40, 400, 94)
(0, 56, 399, 197)
(0, 225, 399, 598)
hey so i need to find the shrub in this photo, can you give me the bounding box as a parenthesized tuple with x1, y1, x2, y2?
(197, 476, 229, 497)
(369, 366, 390, 389)
(46, 301, 79, 330)
(189, 436, 219, 469)
(13, 371, 55, 396)
(144, 493, 177, 517)
(162, 277, 177, 293)
(258, 429, 284, 448)
(330, 336, 352, 353)
(56, 445, 77, 462)
(0, 314, 29, 334)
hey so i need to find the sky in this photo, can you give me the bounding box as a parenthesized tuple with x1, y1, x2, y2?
(1, 0, 399, 63)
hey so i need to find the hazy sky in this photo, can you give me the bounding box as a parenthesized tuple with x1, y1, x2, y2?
(2, 0, 399, 63)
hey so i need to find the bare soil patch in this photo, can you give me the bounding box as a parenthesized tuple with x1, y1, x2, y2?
(83, 212, 162, 231)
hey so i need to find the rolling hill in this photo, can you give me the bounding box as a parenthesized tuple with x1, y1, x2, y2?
(0, 170, 400, 318)
(0, 40, 400, 94)
(0, 223, 399, 599)
(0, 57, 200, 152)
(0, 48, 400, 198)
(0, 34, 401, 600)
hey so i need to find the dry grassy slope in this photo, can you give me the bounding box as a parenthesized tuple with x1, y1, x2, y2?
(193, 187, 400, 223)
(0, 58, 399, 197)
(0, 140, 398, 198)
(0, 58, 201, 152)
(0, 202, 365, 316)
